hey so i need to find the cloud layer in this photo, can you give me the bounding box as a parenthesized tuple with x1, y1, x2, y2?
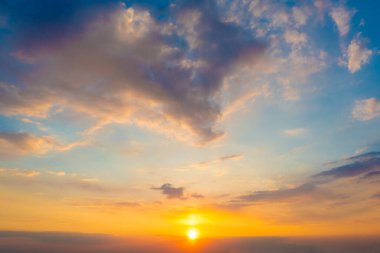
(225, 151, 380, 214)
(2, 0, 368, 147)
(0, 0, 267, 145)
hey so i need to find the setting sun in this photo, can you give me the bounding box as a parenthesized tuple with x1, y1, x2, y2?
(187, 228, 199, 240)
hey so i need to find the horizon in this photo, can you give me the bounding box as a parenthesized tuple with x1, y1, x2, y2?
(1, 231, 380, 253)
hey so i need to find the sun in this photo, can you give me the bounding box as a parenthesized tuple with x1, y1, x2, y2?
(186, 227, 199, 240)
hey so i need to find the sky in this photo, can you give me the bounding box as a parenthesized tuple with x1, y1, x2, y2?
(1, 0, 380, 243)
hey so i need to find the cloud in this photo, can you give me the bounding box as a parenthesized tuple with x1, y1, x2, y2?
(283, 128, 307, 137)
(292, 7, 310, 27)
(231, 183, 335, 206)
(346, 37, 373, 73)
(191, 193, 204, 199)
(284, 30, 307, 46)
(362, 170, 380, 180)
(0, 0, 120, 51)
(219, 153, 244, 161)
(330, 6, 353, 37)
(152, 183, 185, 199)
(313, 152, 380, 179)
(0, 168, 40, 177)
(224, 151, 380, 209)
(0, 132, 57, 158)
(0, 0, 338, 145)
(218, 0, 327, 101)
(67, 199, 140, 210)
(47, 171, 66, 176)
(191, 153, 244, 169)
(0, 0, 266, 145)
(0, 82, 52, 118)
(314, 0, 330, 16)
(151, 183, 203, 200)
(0, 167, 121, 194)
(0, 131, 90, 158)
(352, 98, 380, 120)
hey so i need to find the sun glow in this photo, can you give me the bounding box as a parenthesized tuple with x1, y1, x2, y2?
(186, 227, 199, 240)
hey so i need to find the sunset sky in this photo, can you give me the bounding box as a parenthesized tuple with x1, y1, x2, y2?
(1, 0, 380, 242)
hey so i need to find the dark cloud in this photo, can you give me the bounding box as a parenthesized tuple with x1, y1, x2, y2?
(152, 183, 185, 199)
(1, 231, 380, 253)
(225, 152, 380, 208)
(191, 193, 204, 199)
(0, 131, 87, 158)
(0, 0, 266, 145)
(0, 0, 120, 51)
(219, 153, 244, 161)
(346, 151, 380, 161)
(124, 0, 174, 20)
(313, 152, 380, 179)
(228, 183, 339, 207)
(0, 131, 56, 158)
(238, 183, 317, 202)
(152, 183, 204, 200)
(0, 132, 35, 148)
(362, 170, 380, 180)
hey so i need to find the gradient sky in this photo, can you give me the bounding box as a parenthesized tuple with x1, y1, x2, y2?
(1, 0, 380, 239)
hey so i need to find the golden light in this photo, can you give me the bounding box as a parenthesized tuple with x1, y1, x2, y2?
(180, 214, 206, 227)
(186, 227, 199, 240)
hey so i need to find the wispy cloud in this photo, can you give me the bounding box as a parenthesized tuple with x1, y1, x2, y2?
(67, 198, 140, 210)
(0, 131, 90, 159)
(283, 128, 307, 137)
(224, 151, 380, 210)
(361, 170, 380, 180)
(47, 171, 66, 177)
(0, 168, 121, 194)
(313, 151, 380, 179)
(352, 98, 380, 121)
(191, 153, 244, 169)
(0, 168, 40, 177)
(233, 183, 335, 205)
(330, 6, 354, 37)
(219, 153, 244, 161)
